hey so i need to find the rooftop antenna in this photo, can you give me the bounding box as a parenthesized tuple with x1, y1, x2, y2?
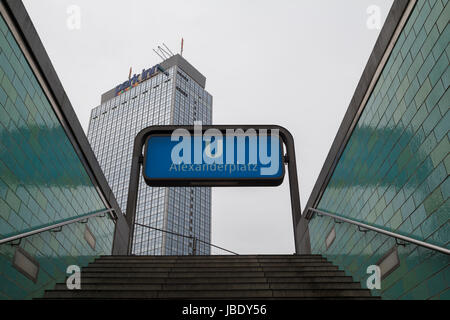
(158, 45, 170, 59)
(153, 48, 165, 61)
(153, 43, 175, 62)
(162, 43, 175, 56)
(128, 67, 132, 80)
(180, 38, 184, 56)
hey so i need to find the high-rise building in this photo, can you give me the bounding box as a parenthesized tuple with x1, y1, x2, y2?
(87, 54, 212, 255)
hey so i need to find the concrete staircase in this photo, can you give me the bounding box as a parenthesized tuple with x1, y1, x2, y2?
(41, 255, 378, 300)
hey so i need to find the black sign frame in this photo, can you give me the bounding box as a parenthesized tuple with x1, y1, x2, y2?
(142, 129, 286, 187)
(125, 125, 301, 254)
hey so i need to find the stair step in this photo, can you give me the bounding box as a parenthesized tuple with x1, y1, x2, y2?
(82, 266, 338, 273)
(267, 276, 353, 283)
(271, 289, 373, 298)
(93, 258, 328, 264)
(74, 275, 354, 284)
(53, 282, 362, 291)
(98, 255, 325, 261)
(100, 254, 323, 260)
(43, 288, 372, 299)
(80, 270, 347, 278)
(87, 262, 334, 268)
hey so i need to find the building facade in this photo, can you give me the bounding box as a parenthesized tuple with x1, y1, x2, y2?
(0, 0, 128, 299)
(87, 55, 213, 255)
(296, 0, 449, 300)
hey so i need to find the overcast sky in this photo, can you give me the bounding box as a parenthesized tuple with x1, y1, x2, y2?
(23, 0, 393, 254)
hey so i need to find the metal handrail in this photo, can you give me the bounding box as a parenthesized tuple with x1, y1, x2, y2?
(0, 208, 116, 245)
(134, 222, 239, 255)
(307, 208, 450, 255)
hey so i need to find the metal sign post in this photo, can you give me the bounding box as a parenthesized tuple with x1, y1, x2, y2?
(125, 125, 301, 255)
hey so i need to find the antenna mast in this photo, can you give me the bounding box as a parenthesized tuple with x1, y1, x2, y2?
(153, 43, 175, 61)
(181, 38, 184, 56)
(162, 43, 175, 56)
(153, 48, 165, 61)
(158, 46, 170, 59)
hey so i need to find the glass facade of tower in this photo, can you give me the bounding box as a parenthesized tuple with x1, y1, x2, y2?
(87, 63, 212, 255)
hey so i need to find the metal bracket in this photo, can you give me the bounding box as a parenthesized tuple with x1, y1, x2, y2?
(334, 218, 343, 224)
(395, 238, 408, 247)
(106, 209, 117, 220)
(78, 219, 89, 224)
(10, 238, 21, 246)
(358, 226, 369, 233)
(50, 226, 62, 233)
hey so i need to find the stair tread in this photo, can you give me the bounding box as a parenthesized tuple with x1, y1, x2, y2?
(82, 266, 339, 271)
(65, 276, 355, 283)
(52, 282, 363, 291)
(43, 288, 373, 299)
(79, 270, 347, 277)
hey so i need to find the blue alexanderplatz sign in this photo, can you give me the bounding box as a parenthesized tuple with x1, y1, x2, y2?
(125, 124, 301, 253)
(143, 124, 285, 186)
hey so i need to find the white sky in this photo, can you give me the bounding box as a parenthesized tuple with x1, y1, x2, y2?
(23, 0, 393, 254)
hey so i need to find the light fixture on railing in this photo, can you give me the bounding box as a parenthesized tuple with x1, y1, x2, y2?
(325, 227, 336, 250)
(12, 247, 39, 283)
(84, 226, 96, 251)
(377, 246, 400, 280)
